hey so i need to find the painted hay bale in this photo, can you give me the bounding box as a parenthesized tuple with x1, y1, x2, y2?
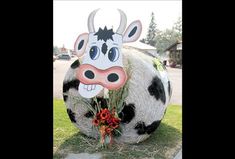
(63, 46, 172, 144)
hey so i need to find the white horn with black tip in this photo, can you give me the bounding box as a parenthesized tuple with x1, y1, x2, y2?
(116, 9, 127, 35)
(88, 9, 99, 33)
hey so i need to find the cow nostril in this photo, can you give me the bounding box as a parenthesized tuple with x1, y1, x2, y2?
(84, 70, 95, 79)
(107, 73, 119, 82)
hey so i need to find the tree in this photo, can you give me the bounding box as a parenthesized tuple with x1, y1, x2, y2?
(155, 29, 180, 54)
(155, 17, 182, 54)
(173, 17, 182, 36)
(145, 12, 158, 46)
(53, 46, 59, 55)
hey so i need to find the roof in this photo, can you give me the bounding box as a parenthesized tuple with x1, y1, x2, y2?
(164, 40, 182, 52)
(123, 41, 156, 50)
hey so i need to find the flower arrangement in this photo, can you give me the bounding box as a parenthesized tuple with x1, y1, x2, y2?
(92, 107, 121, 146)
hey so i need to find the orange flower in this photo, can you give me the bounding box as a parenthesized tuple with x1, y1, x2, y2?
(99, 125, 106, 144)
(92, 118, 99, 126)
(99, 125, 106, 134)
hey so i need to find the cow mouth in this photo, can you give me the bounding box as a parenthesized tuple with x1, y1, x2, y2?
(78, 83, 103, 98)
(83, 84, 96, 91)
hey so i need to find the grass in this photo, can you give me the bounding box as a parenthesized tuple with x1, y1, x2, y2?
(53, 99, 182, 159)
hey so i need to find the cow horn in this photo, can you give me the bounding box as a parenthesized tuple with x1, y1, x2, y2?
(88, 9, 99, 33)
(116, 9, 127, 35)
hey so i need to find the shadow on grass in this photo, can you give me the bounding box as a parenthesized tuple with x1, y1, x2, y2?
(54, 122, 182, 159)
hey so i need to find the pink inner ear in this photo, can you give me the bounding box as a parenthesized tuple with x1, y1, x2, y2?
(74, 33, 88, 57)
(123, 20, 142, 43)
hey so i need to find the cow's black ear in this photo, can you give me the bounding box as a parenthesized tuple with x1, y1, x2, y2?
(123, 20, 142, 43)
(74, 33, 89, 57)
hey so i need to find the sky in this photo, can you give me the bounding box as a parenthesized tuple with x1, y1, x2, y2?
(54, 0, 182, 49)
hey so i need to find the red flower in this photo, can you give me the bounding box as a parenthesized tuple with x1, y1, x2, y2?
(100, 108, 111, 120)
(92, 118, 99, 126)
(112, 117, 121, 124)
(109, 122, 119, 129)
(105, 127, 113, 134)
(107, 118, 113, 124)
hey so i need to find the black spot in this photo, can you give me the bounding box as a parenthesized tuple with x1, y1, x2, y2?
(70, 60, 80, 69)
(67, 109, 76, 123)
(84, 111, 94, 118)
(78, 40, 84, 50)
(134, 120, 161, 135)
(84, 70, 95, 79)
(63, 79, 80, 102)
(94, 26, 114, 42)
(146, 120, 161, 134)
(92, 97, 109, 109)
(107, 73, 119, 82)
(128, 26, 137, 38)
(119, 103, 135, 124)
(168, 81, 172, 96)
(148, 76, 166, 104)
(63, 94, 68, 102)
(63, 79, 80, 92)
(134, 121, 146, 135)
(101, 43, 108, 54)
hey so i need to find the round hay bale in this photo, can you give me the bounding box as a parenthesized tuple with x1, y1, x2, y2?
(63, 46, 172, 144)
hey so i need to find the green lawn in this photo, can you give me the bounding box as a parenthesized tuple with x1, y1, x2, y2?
(53, 99, 182, 159)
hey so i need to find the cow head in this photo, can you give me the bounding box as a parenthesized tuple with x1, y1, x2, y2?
(74, 9, 142, 98)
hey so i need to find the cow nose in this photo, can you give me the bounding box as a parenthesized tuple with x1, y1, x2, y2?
(107, 73, 119, 82)
(84, 70, 95, 79)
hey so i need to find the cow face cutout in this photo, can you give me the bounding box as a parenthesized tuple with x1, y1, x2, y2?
(75, 9, 142, 98)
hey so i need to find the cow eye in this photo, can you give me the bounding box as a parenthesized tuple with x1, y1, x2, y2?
(89, 46, 100, 60)
(108, 47, 119, 62)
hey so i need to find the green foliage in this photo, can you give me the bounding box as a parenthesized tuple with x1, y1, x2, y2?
(153, 58, 165, 71)
(108, 60, 132, 113)
(155, 29, 180, 54)
(173, 17, 182, 35)
(145, 12, 158, 47)
(141, 12, 182, 57)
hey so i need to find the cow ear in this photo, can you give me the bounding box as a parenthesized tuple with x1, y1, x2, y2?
(74, 33, 89, 57)
(123, 20, 142, 43)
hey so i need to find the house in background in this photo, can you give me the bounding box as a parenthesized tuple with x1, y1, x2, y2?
(58, 45, 72, 57)
(164, 40, 182, 68)
(124, 41, 158, 57)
